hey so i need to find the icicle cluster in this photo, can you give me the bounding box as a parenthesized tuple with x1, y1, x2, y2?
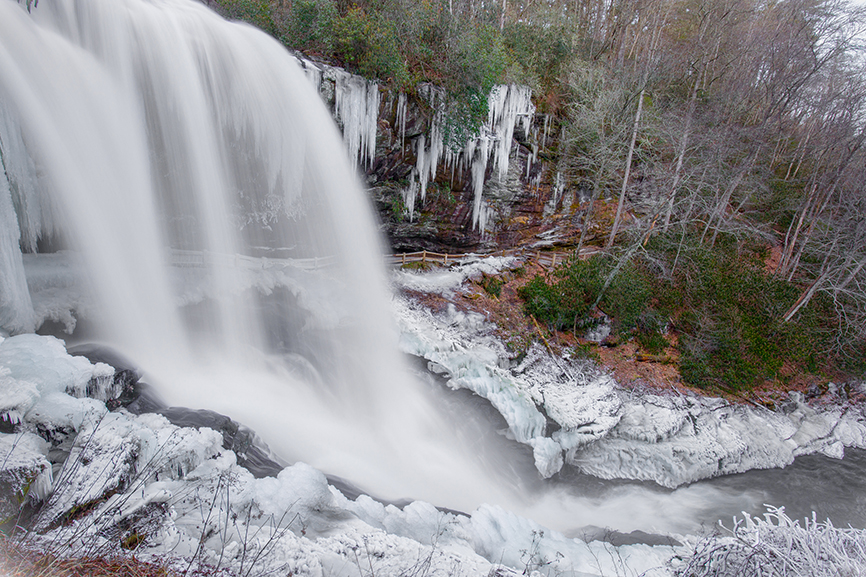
(403, 84, 535, 231)
(292, 60, 535, 232)
(332, 70, 380, 169)
(296, 58, 381, 170)
(0, 102, 57, 334)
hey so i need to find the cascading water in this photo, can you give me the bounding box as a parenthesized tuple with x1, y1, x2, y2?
(0, 0, 515, 513)
(2, 0, 863, 549)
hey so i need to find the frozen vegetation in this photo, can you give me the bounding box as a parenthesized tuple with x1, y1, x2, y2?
(0, 332, 677, 577)
(675, 507, 866, 577)
(3, 281, 866, 577)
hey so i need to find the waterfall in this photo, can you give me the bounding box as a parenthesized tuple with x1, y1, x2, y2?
(0, 0, 522, 512)
(5, 1, 864, 549)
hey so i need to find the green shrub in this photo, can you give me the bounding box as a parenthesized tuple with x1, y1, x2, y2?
(637, 330, 668, 355)
(283, 0, 337, 53)
(573, 342, 601, 362)
(502, 22, 574, 100)
(518, 236, 841, 392)
(215, 0, 276, 35)
(518, 255, 606, 333)
(481, 275, 505, 297)
(598, 262, 652, 334)
(332, 7, 409, 85)
(658, 239, 834, 391)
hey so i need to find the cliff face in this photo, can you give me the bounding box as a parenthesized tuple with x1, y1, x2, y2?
(300, 58, 589, 254)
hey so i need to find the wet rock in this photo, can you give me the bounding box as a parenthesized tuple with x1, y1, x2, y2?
(68, 343, 141, 409)
(155, 407, 283, 479)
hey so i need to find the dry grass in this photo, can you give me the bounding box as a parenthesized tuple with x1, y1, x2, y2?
(0, 537, 177, 577)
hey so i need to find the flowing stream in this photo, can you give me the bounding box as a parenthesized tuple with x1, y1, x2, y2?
(0, 0, 862, 544)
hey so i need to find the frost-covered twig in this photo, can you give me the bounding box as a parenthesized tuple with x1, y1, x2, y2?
(677, 506, 866, 577)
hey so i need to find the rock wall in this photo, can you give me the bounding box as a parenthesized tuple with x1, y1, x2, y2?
(298, 57, 584, 254)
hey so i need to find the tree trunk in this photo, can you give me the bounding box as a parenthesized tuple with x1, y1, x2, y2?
(662, 75, 701, 232)
(606, 88, 644, 249)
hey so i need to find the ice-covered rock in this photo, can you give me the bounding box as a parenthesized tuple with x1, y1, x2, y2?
(393, 255, 518, 297)
(569, 393, 866, 488)
(394, 265, 866, 489)
(34, 411, 223, 530)
(0, 432, 52, 513)
(0, 334, 114, 432)
(393, 289, 624, 479)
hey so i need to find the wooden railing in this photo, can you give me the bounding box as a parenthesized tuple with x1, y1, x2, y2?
(387, 246, 600, 269)
(167, 246, 601, 272)
(169, 249, 338, 270)
(385, 250, 473, 266)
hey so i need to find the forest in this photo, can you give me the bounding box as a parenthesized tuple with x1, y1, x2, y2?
(207, 0, 866, 393)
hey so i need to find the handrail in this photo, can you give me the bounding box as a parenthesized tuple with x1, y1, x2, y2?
(387, 246, 600, 269)
(166, 246, 600, 272)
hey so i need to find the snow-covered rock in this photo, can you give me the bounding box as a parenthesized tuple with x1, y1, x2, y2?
(1, 331, 678, 577)
(0, 431, 52, 514)
(393, 261, 866, 488)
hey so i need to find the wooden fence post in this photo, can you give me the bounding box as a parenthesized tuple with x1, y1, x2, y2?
(422, 250, 427, 263)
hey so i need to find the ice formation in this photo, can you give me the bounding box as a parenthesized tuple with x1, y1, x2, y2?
(394, 257, 866, 488)
(0, 333, 677, 577)
(402, 84, 535, 229)
(332, 69, 380, 169)
(394, 295, 621, 479)
(0, 431, 52, 504)
(292, 57, 381, 169)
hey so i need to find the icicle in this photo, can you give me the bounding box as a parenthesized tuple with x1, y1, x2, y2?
(396, 93, 407, 151)
(542, 113, 552, 148)
(300, 59, 323, 93)
(463, 84, 534, 229)
(404, 89, 447, 219)
(487, 85, 534, 180)
(333, 70, 380, 168)
(0, 102, 57, 253)
(553, 171, 564, 205)
(0, 154, 36, 334)
(468, 135, 491, 230)
(526, 142, 538, 180)
(364, 80, 379, 167)
(401, 178, 418, 221)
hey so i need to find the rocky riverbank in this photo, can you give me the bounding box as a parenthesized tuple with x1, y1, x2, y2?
(392, 256, 866, 487)
(3, 260, 866, 575)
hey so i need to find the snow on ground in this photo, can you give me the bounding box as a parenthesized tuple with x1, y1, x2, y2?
(393, 257, 866, 488)
(0, 332, 676, 577)
(392, 256, 519, 297)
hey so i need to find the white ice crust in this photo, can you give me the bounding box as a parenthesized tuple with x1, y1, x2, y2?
(0, 332, 675, 577)
(393, 258, 866, 488)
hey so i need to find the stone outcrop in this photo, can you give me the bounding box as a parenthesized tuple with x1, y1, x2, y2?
(297, 57, 587, 254)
